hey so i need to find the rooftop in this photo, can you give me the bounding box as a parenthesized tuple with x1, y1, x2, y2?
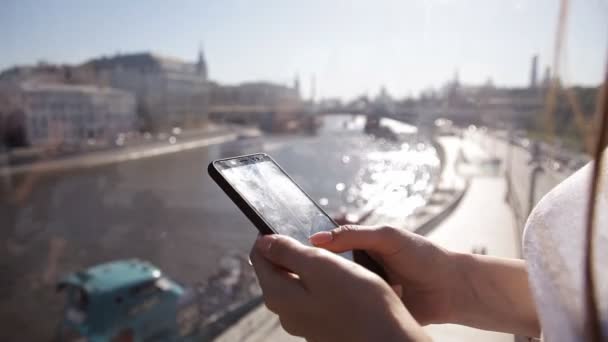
(61, 259, 162, 294)
(19, 81, 132, 97)
(85, 52, 200, 74)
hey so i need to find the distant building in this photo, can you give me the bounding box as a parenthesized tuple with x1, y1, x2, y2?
(542, 66, 552, 88)
(372, 86, 397, 115)
(411, 79, 544, 127)
(317, 98, 343, 112)
(530, 55, 539, 88)
(478, 87, 543, 127)
(293, 75, 301, 98)
(209, 81, 303, 131)
(83, 51, 210, 132)
(1, 82, 136, 149)
(0, 63, 75, 85)
(0, 84, 28, 149)
(210, 81, 300, 108)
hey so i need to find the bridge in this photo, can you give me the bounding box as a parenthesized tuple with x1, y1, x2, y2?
(208, 104, 312, 132)
(209, 102, 483, 132)
(317, 104, 491, 128)
(209, 103, 428, 128)
(314, 107, 424, 126)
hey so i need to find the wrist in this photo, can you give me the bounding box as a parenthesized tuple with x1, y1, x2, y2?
(367, 282, 431, 342)
(444, 251, 479, 325)
(388, 306, 432, 342)
(442, 253, 540, 336)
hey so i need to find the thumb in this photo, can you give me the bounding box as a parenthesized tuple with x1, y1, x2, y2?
(309, 225, 403, 256)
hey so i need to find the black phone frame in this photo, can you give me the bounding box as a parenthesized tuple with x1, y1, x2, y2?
(207, 153, 387, 280)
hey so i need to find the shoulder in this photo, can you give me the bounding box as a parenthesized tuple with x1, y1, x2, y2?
(522, 152, 608, 341)
(524, 163, 591, 240)
(524, 149, 608, 244)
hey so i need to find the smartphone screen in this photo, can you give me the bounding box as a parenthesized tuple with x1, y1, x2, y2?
(214, 155, 353, 259)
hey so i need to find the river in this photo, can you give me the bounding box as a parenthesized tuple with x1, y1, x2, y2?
(0, 115, 439, 341)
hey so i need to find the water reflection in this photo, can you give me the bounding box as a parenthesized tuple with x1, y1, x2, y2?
(269, 115, 440, 224)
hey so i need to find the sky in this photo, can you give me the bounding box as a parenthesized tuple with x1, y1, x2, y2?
(1, 0, 607, 100)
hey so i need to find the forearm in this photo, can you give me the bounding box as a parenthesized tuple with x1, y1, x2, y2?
(448, 252, 540, 337)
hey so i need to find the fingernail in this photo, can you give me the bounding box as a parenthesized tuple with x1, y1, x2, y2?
(309, 231, 333, 245)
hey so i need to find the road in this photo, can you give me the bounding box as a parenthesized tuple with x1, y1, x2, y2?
(424, 137, 519, 341)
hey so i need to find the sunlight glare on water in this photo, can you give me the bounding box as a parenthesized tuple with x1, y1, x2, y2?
(334, 119, 440, 222)
(269, 115, 440, 224)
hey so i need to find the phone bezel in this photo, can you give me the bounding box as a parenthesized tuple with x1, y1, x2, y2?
(208, 153, 338, 236)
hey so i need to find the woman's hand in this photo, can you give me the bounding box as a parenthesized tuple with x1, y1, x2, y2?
(309, 225, 459, 326)
(310, 225, 540, 337)
(250, 234, 430, 342)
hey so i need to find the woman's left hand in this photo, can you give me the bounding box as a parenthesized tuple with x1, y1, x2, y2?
(249, 234, 430, 342)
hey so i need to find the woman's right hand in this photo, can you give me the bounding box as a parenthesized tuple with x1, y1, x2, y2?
(311, 225, 540, 337)
(309, 225, 465, 326)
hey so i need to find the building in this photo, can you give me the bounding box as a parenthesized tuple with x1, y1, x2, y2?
(83, 51, 210, 132)
(530, 55, 539, 88)
(1, 82, 136, 149)
(210, 81, 300, 108)
(0, 84, 28, 149)
(0, 63, 76, 85)
(419, 57, 546, 127)
(477, 87, 543, 128)
(209, 81, 303, 131)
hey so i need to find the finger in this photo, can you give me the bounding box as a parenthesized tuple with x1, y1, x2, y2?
(250, 247, 303, 290)
(254, 234, 313, 275)
(309, 225, 404, 255)
(250, 247, 306, 311)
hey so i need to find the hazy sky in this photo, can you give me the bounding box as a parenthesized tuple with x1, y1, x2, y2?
(1, 0, 607, 99)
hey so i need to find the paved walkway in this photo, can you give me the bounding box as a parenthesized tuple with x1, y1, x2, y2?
(422, 135, 520, 341)
(215, 135, 521, 342)
(424, 177, 519, 341)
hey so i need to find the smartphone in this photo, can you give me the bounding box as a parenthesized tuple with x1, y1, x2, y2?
(208, 153, 387, 280)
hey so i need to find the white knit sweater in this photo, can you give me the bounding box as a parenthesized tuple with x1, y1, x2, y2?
(523, 153, 608, 341)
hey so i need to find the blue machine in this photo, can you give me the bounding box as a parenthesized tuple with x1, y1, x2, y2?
(56, 259, 201, 342)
